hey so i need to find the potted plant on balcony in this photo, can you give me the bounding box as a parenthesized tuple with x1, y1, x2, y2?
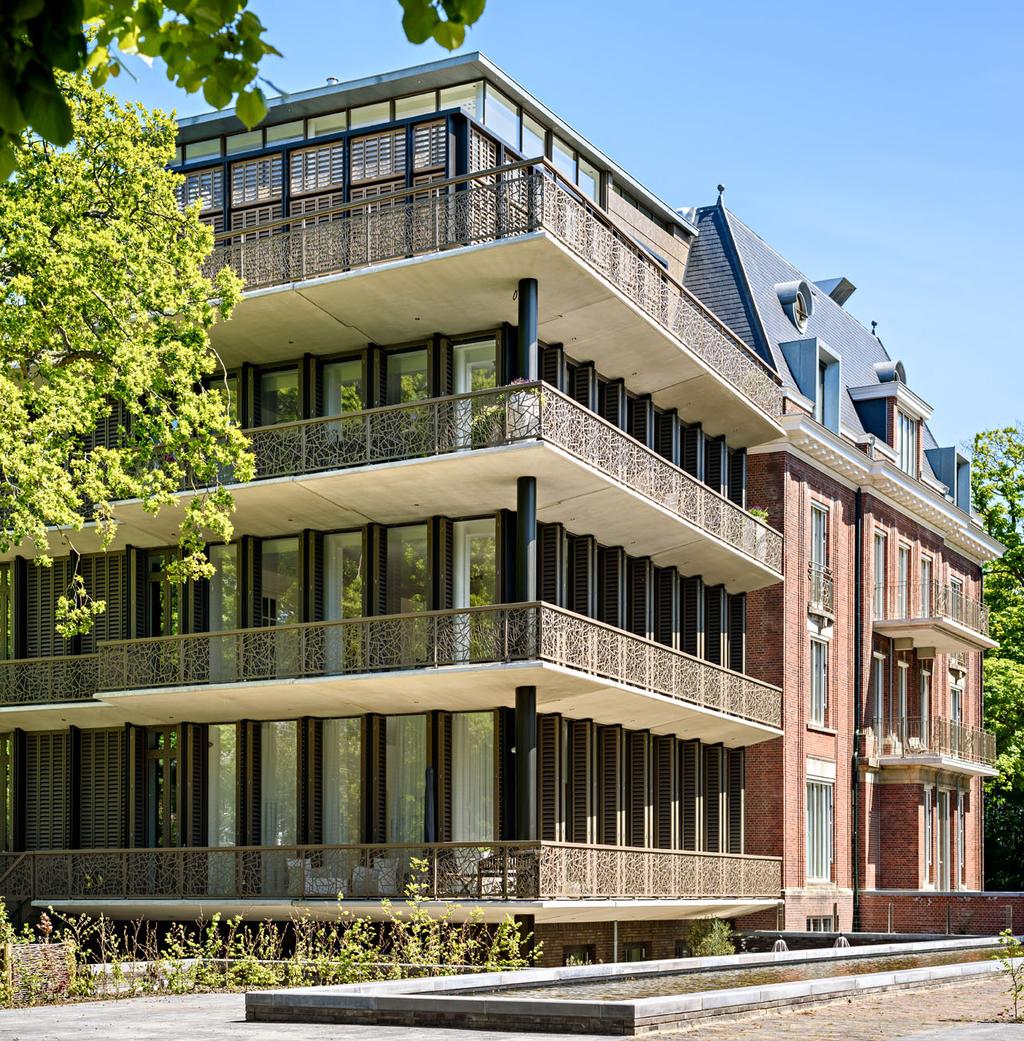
(747, 506, 770, 560)
(505, 378, 542, 441)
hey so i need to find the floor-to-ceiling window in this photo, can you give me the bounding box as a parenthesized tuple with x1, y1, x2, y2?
(323, 718, 362, 844)
(452, 518, 496, 661)
(386, 524, 429, 615)
(145, 727, 179, 847)
(322, 357, 365, 416)
(209, 543, 239, 681)
(325, 532, 365, 620)
(259, 367, 301, 426)
(451, 712, 494, 841)
(453, 340, 498, 445)
(385, 348, 429, 405)
(386, 714, 426, 844)
(260, 537, 300, 627)
(260, 721, 297, 847)
(147, 550, 182, 637)
(207, 723, 237, 894)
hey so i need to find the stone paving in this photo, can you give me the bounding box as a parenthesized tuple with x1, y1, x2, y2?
(1, 976, 1024, 1041)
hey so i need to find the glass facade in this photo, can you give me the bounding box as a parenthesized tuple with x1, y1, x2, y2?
(323, 718, 362, 844)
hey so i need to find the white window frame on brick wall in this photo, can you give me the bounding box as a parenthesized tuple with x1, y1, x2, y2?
(957, 792, 966, 889)
(920, 556, 933, 616)
(806, 779, 834, 882)
(896, 543, 910, 617)
(924, 787, 933, 885)
(873, 530, 887, 619)
(810, 637, 829, 726)
(811, 503, 829, 568)
(897, 409, 918, 477)
(872, 651, 886, 733)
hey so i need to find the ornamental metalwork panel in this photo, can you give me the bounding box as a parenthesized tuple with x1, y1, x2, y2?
(0, 654, 99, 706)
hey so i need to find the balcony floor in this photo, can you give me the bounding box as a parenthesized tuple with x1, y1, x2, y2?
(873, 754, 998, 779)
(872, 617, 997, 654)
(34, 896, 780, 924)
(0, 659, 780, 747)
(211, 232, 782, 448)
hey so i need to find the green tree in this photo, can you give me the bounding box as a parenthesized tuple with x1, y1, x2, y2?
(0, 0, 487, 178)
(0, 73, 253, 633)
(973, 424, 1024, 888)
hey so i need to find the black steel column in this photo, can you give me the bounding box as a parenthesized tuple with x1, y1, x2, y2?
(516, 476, 537, 602)
(515, 685, 537, 841)
(517, 277, 538, 380)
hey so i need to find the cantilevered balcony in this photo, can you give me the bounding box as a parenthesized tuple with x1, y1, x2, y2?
(0, 604, 781, 743)
(807, 562, 834, 618)
(205, 162, 783, 446)
(872, 582, 996, 653)
(72, 384, 782, 592)
(0, 842, 782, 922)
(864, 716, 997, 778)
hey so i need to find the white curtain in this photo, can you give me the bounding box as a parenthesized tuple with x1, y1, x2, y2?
(386, 715, 426, 843)
(452, 712, 494, 841)
(261, 721, 297, 846)
(323, 718, 362, 844)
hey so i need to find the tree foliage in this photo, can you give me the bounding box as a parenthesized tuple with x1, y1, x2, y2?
(0, 73, 253, 634)
(973, 424, 1024, 888)
(0, 0, 488, 179)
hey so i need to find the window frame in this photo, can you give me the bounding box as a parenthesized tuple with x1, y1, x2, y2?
(806, 779, 835, 882)
(810, 636, 829, 726)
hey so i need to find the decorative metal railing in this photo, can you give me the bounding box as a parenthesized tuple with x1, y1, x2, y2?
(0, 842, 781, 903)
(866, 716, 996, 768)
(874, 581, 990, 638)
(204, 161, 783, 418)
(0, 654, 99, 706)
(96, 603, 782, 729)
(807, 562, 834, 617)
(244, 383, 783, 575)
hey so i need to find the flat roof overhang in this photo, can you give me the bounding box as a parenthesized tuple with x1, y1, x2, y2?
(872, 617, 997, 654)
(34, 897, 780, 924)
(0, 660, 781, 747)
(209, 233, 783, 448)
(15, 443, 782, 594)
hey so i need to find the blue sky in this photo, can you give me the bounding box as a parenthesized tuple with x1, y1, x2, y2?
(110, 0, 1023, 449)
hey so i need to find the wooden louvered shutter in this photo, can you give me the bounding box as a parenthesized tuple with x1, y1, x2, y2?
(538, 714, 562, 841)
(728, 594, 746, 673)
(128, 725, 146, 846)
(77, 552, 126, 653)
(628, 395, 653, 447)
(189, 571, 209, 635)
(598, 378, 625, 428)
(654, 410, 678, 465)
(704, 586, 725, 666)
(568, 719, 594, 844)
(184, 723, 208, 847)
(438, 519, 455, 610)
(307, 532, 324, 623)
(703, 745, 723, 853)
(598, 546, 625, 629)
(705, 438, 726, 496)
(537, 522, 564, 606)
(290, 141, 345, 197)
(597, 725, 622, 846)
(437, 336, 453, 398)
(680, 739, 701, 851)
(25, 732, 69, 850)
(248, 538, 264, 628)
(681, 424, 704, 480)
(726, 747, 744, 854)
(654, 735, 677, 849)
(680, 576, 704, 657)
(412, 120, 447, 173)
(654, 567, 678, 648)
(727, 449, 747, 508)
(245, 721, 262, 845)
(235, 722, 248, 845)
(568, 534, 596, 618)
(369, 715, 386, 842)
(368, 525, 388, 615)
(628, 731, 650, 848)
(26, 558, 71, 658)
(570, 362, 596, 410)
(79, 728, 125, 848)
(305, 718, 323, 846)
(437, 712, 453, 843)
(540, 345, 565, 390)
(627, 558, 653, 639)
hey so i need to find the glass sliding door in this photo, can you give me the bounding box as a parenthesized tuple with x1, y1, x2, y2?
(452, 340, 497, 446)
(259, 367, 300, 426)
(386, 524, 429, 615)
(260, 537, 300, 675)
(144, 727, 179, 847)
(385, 348, 429, 405)
(452, 518, 496, 661)
(323, 718, 362, 844)
(322, 357, 365, 416)
(209, 543, 238, 682)
(451, 712, 494, 841)
(260, 720, 297, 892)
(325, 531, 365, 671)
(147, 550, 182, 637)
(207, 724, 237, 894)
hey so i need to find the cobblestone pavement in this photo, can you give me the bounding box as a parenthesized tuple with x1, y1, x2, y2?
(1, 976, 1024, 1041)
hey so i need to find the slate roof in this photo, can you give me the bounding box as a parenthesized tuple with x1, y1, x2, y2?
(684, 202, 945, 481)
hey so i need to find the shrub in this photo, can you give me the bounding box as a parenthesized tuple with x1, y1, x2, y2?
(683, 917, 735, 958)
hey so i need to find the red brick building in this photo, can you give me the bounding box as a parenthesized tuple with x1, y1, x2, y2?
(685, 203, 1002, 932)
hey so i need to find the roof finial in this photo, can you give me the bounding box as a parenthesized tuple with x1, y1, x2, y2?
(716, 183, 726, 206)
(870, 320, 878, 338)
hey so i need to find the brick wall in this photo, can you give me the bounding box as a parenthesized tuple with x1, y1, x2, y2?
(532, 919, 699, 967)
(858, 891, 1024, 935)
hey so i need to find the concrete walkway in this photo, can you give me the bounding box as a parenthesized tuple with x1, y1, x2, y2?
(2, 976, 1024, 1041)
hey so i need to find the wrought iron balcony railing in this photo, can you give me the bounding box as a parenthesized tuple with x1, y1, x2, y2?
(865, 716, 996, 768)
(243, 383, 783, 575)
(203, 161, 783, 418)
(96, 603, 782, 729)
(0, 654, 99, 706)
(873, 581, 990, 638)
(807, 562, 834, 617)
(0, 841, 781, 904)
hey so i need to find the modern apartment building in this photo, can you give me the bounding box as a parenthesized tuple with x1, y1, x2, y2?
(0, 53, 1001, 961)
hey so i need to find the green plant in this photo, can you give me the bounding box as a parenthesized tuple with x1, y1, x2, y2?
(684, 917, 735, 958)
(748, 507, 769, 522)
(998, 929, 1024, 1021)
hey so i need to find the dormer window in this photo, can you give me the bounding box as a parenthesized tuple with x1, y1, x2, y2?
(897, 409, 918, 476)
(795, 291, 809, 330)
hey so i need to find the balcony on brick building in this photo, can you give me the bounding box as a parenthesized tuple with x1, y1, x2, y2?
(872, 581, 996, 653)
(863, 715, 997, 777)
